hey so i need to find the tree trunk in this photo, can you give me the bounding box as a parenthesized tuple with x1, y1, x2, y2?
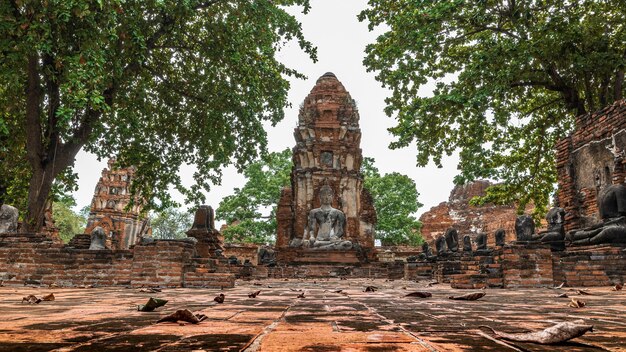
(24, 163, 55, 232)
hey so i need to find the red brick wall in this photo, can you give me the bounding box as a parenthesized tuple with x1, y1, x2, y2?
(0, 233, 234, 288)
(552, 245, 626, 286)
(556, 100, 626, 231)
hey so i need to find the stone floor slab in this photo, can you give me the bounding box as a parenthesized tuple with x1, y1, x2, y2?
(0, 279, 624, 351)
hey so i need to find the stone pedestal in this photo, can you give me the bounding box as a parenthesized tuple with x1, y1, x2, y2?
(276, 248, 376, 264)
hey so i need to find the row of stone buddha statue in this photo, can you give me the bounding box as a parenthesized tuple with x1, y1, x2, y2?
(516, 183, 626, 249)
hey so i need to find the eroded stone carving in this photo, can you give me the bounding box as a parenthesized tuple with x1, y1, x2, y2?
(89, 226, 107, 250)
(568, 184, 626, 245)
(495, 229, 506, 247)
(0, 204, 18, 233)
(476, 233, 487, 250)
(532, 207, 566, 250)
(419, 242, 434, 260)
(186, 205, 223, 257)
(462, 235, 472, 252)
(515, 215, 535, 241)
(445, 228, 459, 252)
(435, 235, 447, 256)
(298, 182, 352, 250)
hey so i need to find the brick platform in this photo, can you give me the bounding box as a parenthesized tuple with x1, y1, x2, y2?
(553, 244, 626, 286)
(1, 279, 624, 351)
(0, 233, 234, 288)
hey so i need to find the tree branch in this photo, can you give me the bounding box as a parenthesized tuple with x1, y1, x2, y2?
(510, 80, 562, 91)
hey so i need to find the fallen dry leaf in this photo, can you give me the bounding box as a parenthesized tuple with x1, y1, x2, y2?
(248, 290, 261, 298)
(480, 320, 593, 344)
(138, 297, 168, 312)
(553, 282, 565, 289)
(405, 291, 432, 298)
(611, 283, 623, 291)
(569, 298, 586, 308)
(364, 286, 378, 292)
(448, 292, 485, 301)
(42, 293, 55, 301)
(214, 294, 225, 303)
(157, 309, 207, 324)
(22, 294, 41, 304)
(556, 293, 569, 298)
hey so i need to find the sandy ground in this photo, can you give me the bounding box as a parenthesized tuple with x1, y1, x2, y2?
(0, 278, 624, 351)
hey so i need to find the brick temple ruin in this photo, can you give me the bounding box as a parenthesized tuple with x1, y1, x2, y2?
(0, 76, 625, 290)
(419, 180, 521, 246)
(69, 159, 151, 250)
(275, 72, 377, 264)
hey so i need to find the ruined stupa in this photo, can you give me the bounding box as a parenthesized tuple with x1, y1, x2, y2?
(275, 72, 377, 262)
(82, 159, 151, 249)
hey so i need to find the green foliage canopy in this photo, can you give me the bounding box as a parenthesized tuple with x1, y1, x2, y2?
(361, 158, 423, 246)
(0, 0, 316, 230)
(359, 0, 626, 217)
(51, 197, 86, 243)
(216, 148, 292, 244)
(150, 207, 192, 240)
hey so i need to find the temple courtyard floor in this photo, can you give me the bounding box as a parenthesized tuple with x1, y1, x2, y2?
(0, 278, 624, 351)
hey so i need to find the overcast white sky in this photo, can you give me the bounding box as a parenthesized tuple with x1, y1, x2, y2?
(71, 0, 460, 224)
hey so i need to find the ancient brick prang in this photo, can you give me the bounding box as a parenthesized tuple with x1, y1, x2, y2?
(419, 180, 521, 247)
(275, 73, 376, 251)
(556, 99, 626, 231)
(83, 159, 150, 249)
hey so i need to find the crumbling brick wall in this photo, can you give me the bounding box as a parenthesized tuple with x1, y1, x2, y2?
(0, 233, 233, 288)
(556, 100, 626, 231)
(419, 180, 522, 246)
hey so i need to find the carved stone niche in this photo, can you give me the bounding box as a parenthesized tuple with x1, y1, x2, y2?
(186, 205, 223, 257)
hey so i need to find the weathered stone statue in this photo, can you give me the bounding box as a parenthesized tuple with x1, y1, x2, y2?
(89, 226, 107, 250)
(435, 235, 447, 256)
(476, 233, 487, 250)
(444, 228, 459, 252)
(419, 242, 434, 260)
(462, 235, 472, 252)
(495, 229, 506, 247)
(515, 215, 535, 241)
(0, 204, 18, 233)
(259, 247, 276, 266)
(186, 205, 223, 257)
(531, 207, 566, 250)
(301, 183, 352, 250)
(568, 184, 626, 245)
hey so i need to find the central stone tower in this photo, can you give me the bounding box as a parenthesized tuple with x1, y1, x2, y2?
(275, 73, 377, 262)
